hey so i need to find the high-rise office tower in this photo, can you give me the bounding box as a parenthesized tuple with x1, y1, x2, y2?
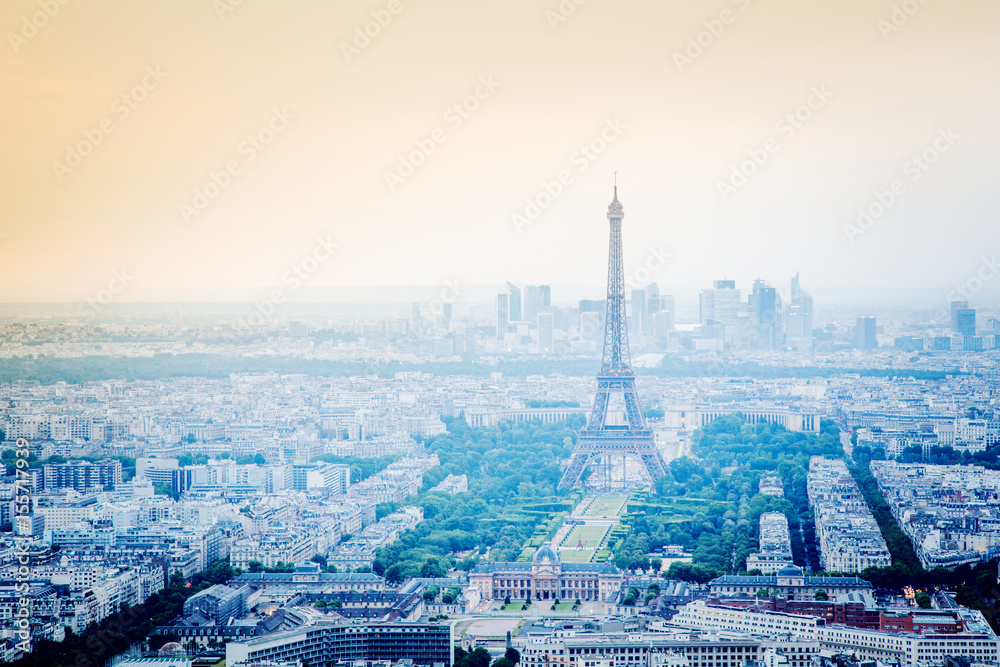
(631, 288, 647, 338)
(751, 280, 779, 349)
(643, 283, 660, 335)
(537, 312, 554, 353)
(699, 281, 741, 347)
(856, 316, 877, 350)
(442, 303, 452, 330)
(506, 282, 522, 322)
(652, 310, 674, 337)
(660, 294, 675, 318)
(956, 308, 976, 337)
(524, 285, 543, 321)
(647, 282, 660, 313)
(653, 294, 675, 338)
(411, 302, 421, 321)
(951, 300, 969, 333)
(539, 285, 551, 309)
(496, 293, 509, 339)
(786, 272, 814, 342)
(580, 311, 600, 342)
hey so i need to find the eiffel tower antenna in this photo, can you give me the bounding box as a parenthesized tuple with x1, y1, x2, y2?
(558, 182, 667, 490)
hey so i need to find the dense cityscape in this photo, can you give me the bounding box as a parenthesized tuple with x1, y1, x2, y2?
(6, 2, 999, 666)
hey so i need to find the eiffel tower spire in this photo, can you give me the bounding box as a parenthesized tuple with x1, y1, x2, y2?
(558, 182, 667, 490)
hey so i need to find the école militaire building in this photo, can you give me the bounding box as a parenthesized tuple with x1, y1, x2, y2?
(469, 543, 623, 602)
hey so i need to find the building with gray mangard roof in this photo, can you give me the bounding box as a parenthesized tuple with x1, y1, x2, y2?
(468, 542, 623, 602)
(746, 511, 794, 574)
(808, 457, 891, 573)
(182, 583, 253, 623)
(709, 565, 872, 599)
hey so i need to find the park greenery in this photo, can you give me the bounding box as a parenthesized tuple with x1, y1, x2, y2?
(610, 415, 843, 578)
(371, 414, 585, 583)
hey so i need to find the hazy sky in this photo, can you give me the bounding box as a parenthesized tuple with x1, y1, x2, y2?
(2, 0, 998, 304)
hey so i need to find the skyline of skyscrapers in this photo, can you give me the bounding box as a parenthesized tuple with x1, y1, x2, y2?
(489, 273, 989, 356)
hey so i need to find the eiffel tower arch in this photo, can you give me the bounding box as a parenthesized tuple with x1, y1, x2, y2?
(558, 183, 667, 490)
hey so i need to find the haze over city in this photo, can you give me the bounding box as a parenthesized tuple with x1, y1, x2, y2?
(3, 0, 1000, 304)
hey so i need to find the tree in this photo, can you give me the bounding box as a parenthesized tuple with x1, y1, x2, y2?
(504, 647, 521, 664)
(915, 591, 932, 609)
(253, 453, 266, 465)
(420, 557, 447, 579)
(756, 588, 769, 598)
(814, 589, 829, 601)
(666, 562, 718, 584)
(442, 585, 461, 604)
(455, 647, 492, 667)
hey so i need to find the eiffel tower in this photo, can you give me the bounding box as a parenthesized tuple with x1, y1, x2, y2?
(558, 182, 667, 490)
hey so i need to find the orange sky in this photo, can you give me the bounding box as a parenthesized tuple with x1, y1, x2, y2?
(2, 0, 998, 303)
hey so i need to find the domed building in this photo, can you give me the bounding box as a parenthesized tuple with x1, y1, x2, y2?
(469, 542, 622, 602)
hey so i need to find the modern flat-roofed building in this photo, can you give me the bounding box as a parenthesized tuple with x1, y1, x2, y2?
(43, 459, 122, 492)
(225, 619, 451, 667)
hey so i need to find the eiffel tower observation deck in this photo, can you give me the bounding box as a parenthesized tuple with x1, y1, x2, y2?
(558, 183, 667, 490)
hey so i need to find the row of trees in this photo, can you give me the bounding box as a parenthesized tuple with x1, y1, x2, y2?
(0, 352, 961, 386)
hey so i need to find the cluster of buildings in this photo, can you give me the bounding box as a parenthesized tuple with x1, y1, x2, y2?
(891, 301, 1000, 353)
(807, 457, 892, 573)
(837, 372, 1000, 459)
(0, 374, 447, 462)
(143, 563, 456, 665)
(871, 461, 1000, 569)
(666, 596, 1000, 666)
(0, 550, 167, 640)
(696, 274, 814, 352)
(0, 450, 436, 648)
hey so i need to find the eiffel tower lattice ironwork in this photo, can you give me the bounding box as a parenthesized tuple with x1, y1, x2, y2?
(558, 183, 667, 490)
